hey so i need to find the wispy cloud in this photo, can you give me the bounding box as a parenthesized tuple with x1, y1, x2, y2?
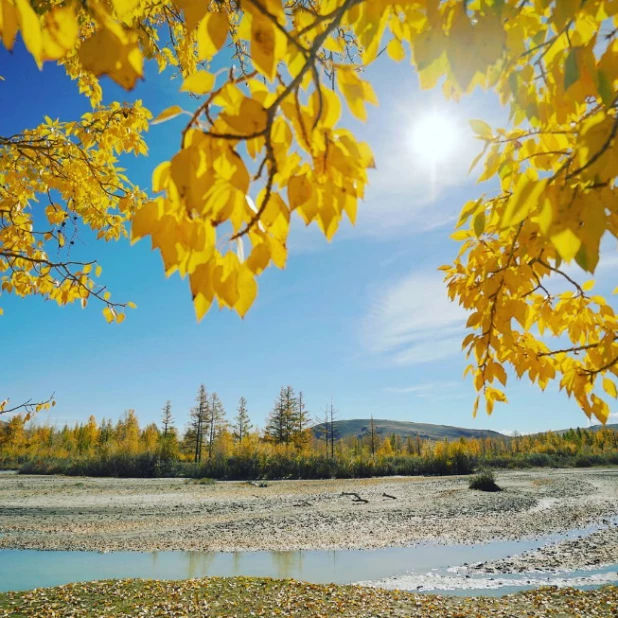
(384, 381, 466, 399)
(362, 270, 466, 365)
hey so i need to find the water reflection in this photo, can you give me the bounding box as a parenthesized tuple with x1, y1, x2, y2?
(2, 518, 618, 595)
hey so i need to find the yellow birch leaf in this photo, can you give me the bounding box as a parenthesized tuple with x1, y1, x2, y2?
(235, 267, 258, 318)
(1, 0, 19, 50)
(102, 307, 115, 323)
(15, 0, 42, 65)
(41, 6, 78, 61)
(174, 0, 209, 32)
(152, 105, 185, 125)
(197, 12, 229, 59)
(500, 177, 547, 229)
(386, 38, 405, 62)
(287, 174, 313, 210)
(181, 71, 215, 95)
(603, 377, 617, 399)
(78, 22, 143, 90)
(336, 69, 378, 122)
(469, 119, 493, 140)
(551, 228, 581, 262)
(582, 280, 595, 292)
(250, 14, 285, 81)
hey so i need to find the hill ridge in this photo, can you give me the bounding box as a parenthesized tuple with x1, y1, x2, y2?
(312, 418, 506, 441)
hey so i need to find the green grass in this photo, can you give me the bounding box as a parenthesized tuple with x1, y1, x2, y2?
(0, 578, 617, 618)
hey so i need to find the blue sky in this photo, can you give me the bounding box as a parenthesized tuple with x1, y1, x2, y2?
(1, 42, 614, 435)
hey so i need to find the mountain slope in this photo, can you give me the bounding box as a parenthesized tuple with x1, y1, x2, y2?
(312, 419, 507, 442)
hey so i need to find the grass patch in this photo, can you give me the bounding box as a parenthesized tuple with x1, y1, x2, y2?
(0, 578, 616, 618)
(469, 469, 501, 492)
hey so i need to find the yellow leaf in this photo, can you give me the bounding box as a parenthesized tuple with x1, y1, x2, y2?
(336, 69, 378, 122)
(235, 267, 258, 318)
(15, 0, 42, 65)
(181, 71, 215, 95)
(386, 38, 405, 62)
(115, 312, 126, 324)
(197, 11, 229, 60)
(603, 377, 617, 399)
(582, 280, 595, 292)
(102, 307, 115, 323)
(174, 0, 208, 31)
(501, 177, 548, 229)
(112, 0, 140, 19)
(451, 230, 470, 241)
(550, 228, 581, 262)
(127, 301, 137, 309)
(152, 105, 185, 125)
(287, 174, 313, 210)
(1, 0, 19, 51)
(469, 119, 493, 140)
(78, 20, 143, 90)
(250, 14, 285, 81)
(95, 265, 103, 277)
(220, 97, 268, 136)
(41, 6, 78, 61)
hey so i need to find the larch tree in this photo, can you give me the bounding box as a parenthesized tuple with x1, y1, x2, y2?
(265, 387, 290, 444)
(293, 390, 312, 449)
(233, 396, 252, 442)
(2, 1, 618, 423)
(161, 401, 174, 437)
(189, 384, 209, 463)
(206, 392, 227, 458)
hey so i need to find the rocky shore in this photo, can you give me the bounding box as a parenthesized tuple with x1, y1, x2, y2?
(0, 469, 617, 572)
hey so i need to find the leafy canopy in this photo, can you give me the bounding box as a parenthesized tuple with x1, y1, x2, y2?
(1, 0, 618, 423)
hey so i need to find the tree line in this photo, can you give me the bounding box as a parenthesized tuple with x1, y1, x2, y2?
(1, 385, 618, 479)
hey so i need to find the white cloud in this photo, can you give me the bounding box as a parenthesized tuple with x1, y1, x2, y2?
(362, 270, 467, 365)
(384, 381, 460, 396)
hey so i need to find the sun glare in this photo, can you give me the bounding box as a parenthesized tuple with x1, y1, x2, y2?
(409, 111, 462, 166)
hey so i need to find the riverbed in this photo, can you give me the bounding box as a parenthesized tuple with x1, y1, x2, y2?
(1, 469, 617, 594)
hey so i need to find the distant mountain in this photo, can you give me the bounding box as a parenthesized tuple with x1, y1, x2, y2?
(312, 418, 507, 442)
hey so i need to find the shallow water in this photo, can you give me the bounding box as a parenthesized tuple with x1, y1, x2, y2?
(1, 518, 617, 595)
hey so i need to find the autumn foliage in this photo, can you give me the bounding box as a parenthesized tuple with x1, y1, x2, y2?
(2, 401, 618, 479)
(1, 1, 618, 422)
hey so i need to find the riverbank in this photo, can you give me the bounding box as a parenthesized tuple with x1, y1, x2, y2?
(1, 577, 617, 618)
(1, 469, 617, 568)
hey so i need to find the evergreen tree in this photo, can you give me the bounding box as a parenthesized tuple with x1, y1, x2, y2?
(266, 386, 298, 444)
(159, 401, 178, 460)
(206, 392, 226, 458)
(189, 385, 209, 463)
(233, 397, 252, 442)
(369, 415, 377, 458)
(315, 405, 330, 456)
(328, 397, 339, 459)
(293, 391, 311, 449)
(161, 401, 173, 436)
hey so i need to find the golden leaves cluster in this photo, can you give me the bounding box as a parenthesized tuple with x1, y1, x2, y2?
(3, 0, 618, 422)
(0, 103, 150, 318)
(441, 1, 618, 422)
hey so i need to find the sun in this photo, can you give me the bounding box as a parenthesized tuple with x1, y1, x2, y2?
(409, 111, 462, 166)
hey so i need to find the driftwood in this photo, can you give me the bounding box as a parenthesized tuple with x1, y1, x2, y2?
(341, 492, 369, 504)
(382, 493, 397, 500)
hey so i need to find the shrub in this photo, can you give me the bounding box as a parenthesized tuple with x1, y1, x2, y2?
(469, 469, 501, 492)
